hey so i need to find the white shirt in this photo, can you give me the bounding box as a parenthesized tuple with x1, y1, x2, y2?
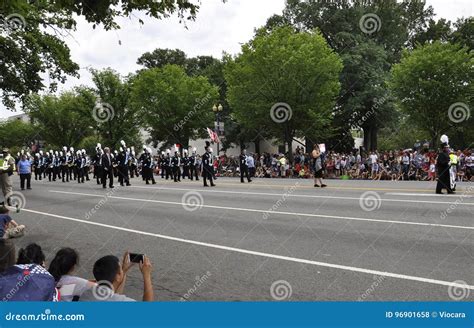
(370, 154, 378, 164)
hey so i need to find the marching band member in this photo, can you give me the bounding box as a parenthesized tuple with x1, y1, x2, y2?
(202, 142, 215, 187)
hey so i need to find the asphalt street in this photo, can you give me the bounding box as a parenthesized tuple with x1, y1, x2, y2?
(5, 175, 474, 301)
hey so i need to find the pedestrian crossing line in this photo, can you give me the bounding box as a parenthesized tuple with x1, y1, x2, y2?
(20, 207, 474, 291)
(127, 185, 474, 206)
(48, 190, 474, 230)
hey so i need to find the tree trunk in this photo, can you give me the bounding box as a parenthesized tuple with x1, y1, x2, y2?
(305, 137, 313, 154)
(363, 125, 378, 151)
(254, 136, 261, 155)
(371, 126, 378, 151)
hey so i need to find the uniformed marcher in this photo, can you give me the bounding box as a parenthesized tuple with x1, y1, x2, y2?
(202, 142, 215, 187)
(60, 147, 69, 182)
(436, 135, 454, 194)
(53, 151, 61, 181)
(0, 148, 16, 206)
(93, 144, 103, 185)
(189, 147, 200, 181)
(159, 152, 167, 179)
(33, 153, 42, 181)
(141, 147, 156, 185)
(182, 149, 190, 180)
(129, 147, 139, 178)
(165, 149, 172, 180)
(117, 140, 131, 187)
(69, 147, 76, 181)
(172, 150, 181, 182)
(239, 149, 251, 183)
(75, 150, 85, 183)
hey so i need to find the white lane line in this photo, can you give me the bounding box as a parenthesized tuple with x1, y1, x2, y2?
(48, 190, 474, 231)
(386, 192, 474, 198)
(20, 207, 474, 291)
(127, 185, 474, 207)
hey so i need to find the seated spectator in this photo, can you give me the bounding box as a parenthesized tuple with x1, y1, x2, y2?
(0, 239, 15, 273)
(0, 243, 59, 301)
(79, 252, 153, 302)
(0, 206, 26, 240)
(49, 248, 96, 302)
(17, 243, 45, 266)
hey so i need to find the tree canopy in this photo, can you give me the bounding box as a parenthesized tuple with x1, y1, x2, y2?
(224, 26, 342, 159)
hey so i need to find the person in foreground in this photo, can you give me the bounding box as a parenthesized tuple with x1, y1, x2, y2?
(49, 248, 96, 301)
(79, 252, 154, 301)
(0, 243, 59, 301)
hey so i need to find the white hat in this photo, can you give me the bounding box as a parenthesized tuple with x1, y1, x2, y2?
(70, 147, 74, 152)
(121, 140, 126, 147)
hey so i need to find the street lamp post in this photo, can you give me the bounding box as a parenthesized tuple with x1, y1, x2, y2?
(212, 104, 223, 155)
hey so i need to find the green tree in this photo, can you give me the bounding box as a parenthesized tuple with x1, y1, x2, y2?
(390, 42, 473, 148)
(0, 0, 208, 109)
(90, 68, 141, 149)
(130, 65, 219, 150)
(24, 89, 96, 148)
(268, 0, 433, 151)
(224, 26, 342, 160)
(0, 119, 36, 150)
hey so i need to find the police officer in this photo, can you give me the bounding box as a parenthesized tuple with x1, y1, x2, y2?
(239, 149, 251, 183)
(202, 142, 215, 187)
(0, 148, 16, 206)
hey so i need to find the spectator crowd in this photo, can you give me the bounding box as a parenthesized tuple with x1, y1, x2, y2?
(216, 146, 474, 182)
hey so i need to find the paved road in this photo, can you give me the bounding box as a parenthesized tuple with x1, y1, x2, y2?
(6, 175, 474, 301)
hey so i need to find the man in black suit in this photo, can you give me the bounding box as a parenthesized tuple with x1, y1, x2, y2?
(101, 147, 114, 189)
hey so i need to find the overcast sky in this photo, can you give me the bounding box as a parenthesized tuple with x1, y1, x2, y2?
(1, 0, 472, 118)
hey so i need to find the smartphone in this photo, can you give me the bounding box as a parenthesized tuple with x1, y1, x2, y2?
(129, 253, 144, 263)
